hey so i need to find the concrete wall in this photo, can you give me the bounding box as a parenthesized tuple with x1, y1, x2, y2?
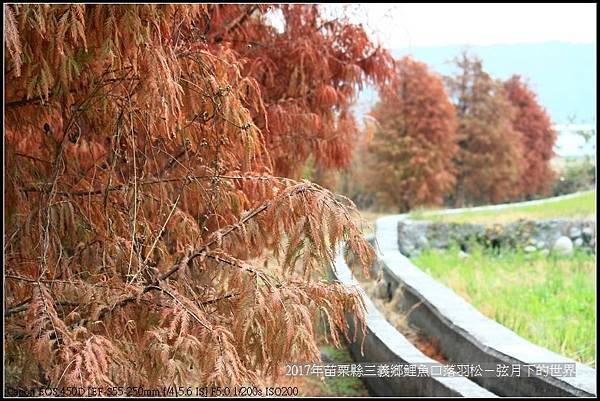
(370, 211, 596, 397)
(332, 250, 496, 397)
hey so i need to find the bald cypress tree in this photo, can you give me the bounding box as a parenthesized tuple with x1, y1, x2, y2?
(445, 52, 525, 206)
(4, 4, 391, 388)
(504, 75, 557, 198)
(364, 56, 458, 211)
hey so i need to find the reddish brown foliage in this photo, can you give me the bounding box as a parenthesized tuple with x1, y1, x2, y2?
(363, 57, 458, 211)
(504, 75, 556, 198)
(446, 52, 525, 206)
(208, 5, 394, 177)
(4, 4, 379, 388)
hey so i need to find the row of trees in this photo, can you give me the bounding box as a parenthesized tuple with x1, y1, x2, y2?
(5, 4, 393, 388)
(351, 52, 556, 211)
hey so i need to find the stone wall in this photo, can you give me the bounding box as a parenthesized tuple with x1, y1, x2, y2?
(397, 219, 596, 257)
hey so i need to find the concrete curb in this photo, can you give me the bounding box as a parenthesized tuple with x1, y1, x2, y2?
(331, 248, 496, 397)
(371, 213, 596, 397)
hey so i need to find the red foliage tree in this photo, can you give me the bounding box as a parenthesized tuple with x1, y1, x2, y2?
(445, 52, 525, 206)
(4, 4, 383, 388)
(504, 75, 557, 198)
(363, 56, 458, 211)
(209, 5, 394, 177)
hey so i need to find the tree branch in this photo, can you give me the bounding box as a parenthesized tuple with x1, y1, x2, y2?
(212, 5, 259, 42)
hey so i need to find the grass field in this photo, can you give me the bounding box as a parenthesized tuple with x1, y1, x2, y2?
(411, 246, 596, 367)
(408, 190, 596, 225)
(297, 345, 370, 397)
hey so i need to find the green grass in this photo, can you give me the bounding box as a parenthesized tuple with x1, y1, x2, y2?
(409, 190, 596, 225)
(411, 246, 596, 367)
(296, 345, 370, 397)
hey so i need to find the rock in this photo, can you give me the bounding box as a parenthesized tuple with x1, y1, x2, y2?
(398, 221, 429, 257)
(396, 218, 595, 256)
(415, 234, 429, 248)
(553, 236, 574, 256)
(458, 250, 470, 259)
(582, 227, 593, 242)
(541, 249, 550, 257)
(399, 244, 415, 257)
(569, 227, 582, 239)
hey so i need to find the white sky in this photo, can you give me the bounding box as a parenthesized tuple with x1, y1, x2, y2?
(323, 3, 597, 49)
